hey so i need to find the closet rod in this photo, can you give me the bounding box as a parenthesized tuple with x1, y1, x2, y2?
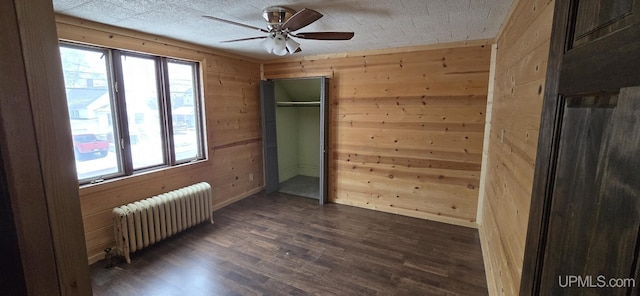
(277, 101, 321, 107)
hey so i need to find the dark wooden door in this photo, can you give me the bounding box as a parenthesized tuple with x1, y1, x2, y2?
(522, 0, 640, 295)
(260, 80, 279, 194)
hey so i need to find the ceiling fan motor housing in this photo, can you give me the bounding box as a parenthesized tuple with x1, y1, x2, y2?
(262, 6, 296, 29)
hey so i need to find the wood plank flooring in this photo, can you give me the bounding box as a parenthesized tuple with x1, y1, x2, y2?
(91, 192, 488, 295)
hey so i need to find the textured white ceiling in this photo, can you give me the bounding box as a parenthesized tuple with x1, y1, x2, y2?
(53, 0, 513, 60)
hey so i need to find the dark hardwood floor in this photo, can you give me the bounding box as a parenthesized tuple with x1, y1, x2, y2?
(91, 192, 488, 295)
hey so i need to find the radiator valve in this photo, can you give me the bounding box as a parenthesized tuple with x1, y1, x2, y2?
(104, 247, 114, 268)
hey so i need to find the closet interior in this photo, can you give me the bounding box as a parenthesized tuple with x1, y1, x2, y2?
(274, 78, 321, 200)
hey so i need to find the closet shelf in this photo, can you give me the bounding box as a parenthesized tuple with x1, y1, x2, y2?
(277, 101, 320, 107)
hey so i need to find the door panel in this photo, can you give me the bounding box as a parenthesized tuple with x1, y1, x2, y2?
(260, 80, 279, 194)
(573, 0, 636, 47)
(562, 0, 640, 94)
(539, 90, 640, 295)
(523, 0, 640, 295)
(560, 23, 640, 94)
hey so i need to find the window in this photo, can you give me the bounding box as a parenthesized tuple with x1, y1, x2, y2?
(167, 61, 201, 162)
(60, 43, 205, 184)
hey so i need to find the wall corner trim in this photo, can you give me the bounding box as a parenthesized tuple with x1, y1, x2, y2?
(476, 43, 498, 225)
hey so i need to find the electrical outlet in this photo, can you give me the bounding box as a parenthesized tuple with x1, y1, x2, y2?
(249, 173, 254, 181)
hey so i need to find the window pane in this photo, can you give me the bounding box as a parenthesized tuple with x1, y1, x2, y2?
(168, 61, 200, 162)
(60, 46, 121, 181)
(121, 55, 165, 169)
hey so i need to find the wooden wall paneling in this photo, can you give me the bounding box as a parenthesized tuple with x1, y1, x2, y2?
(478, 0, 556, 295)
(57, 16, 264, 263)
(497, 0, 555, 70)
(332, 188, 478, 228)
(333, 161, 480, 188)
(57, 23, 202, 62)
(1, 0, 60, 293)
(82, 209, 113, 231)
(0, 1, 93, 294)
(335, 131, 484, 151)
(335, 105, 487, 122)
(17, 1, 93, 294)
(481, 199, 518, 295)
(79, 163, 210, 213)
(335, 169, 477, 201)
(334, 152, 482, 172)
(484, 145, 532, 278)
(84, 226, 113, 252)
(262, 41, 491, 77)
(264, 43, 491, 227)
(336, 94, 487, 106)
(211, 143, 264, 197)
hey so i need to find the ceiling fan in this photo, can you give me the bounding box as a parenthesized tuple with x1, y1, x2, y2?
(203, 6, 354, 56)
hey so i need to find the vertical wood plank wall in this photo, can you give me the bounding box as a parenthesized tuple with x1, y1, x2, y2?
(55, 16, 264, 262)
(263, 42, 491, 227)
(2, 2, 92, 294)
(478, 0, 555, 294)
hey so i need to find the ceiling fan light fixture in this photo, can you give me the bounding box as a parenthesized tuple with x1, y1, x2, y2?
(285, 37, 300, 54)
(272, 33, 288, 55)
(261, 32, 291, 56)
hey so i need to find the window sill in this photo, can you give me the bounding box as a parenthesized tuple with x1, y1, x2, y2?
(78, 158, 208, 190)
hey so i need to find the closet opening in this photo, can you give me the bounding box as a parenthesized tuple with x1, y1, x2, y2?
(260, 77, 329, 204)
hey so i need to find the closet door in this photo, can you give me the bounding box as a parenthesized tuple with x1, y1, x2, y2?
(319, 77, 329, 204)
(260, 80, 279, 194)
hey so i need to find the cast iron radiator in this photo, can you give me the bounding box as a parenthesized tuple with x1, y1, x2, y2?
(112, 182, 213, 263)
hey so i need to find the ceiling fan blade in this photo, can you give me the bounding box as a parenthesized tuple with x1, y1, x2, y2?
(282, 8, 323, 32)
(220, 36, 268, 43)
(291, 32, 354, 40)
(202, 15, 269, 33)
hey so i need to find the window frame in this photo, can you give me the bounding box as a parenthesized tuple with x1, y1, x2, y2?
(164, 58, 206, 166)
(60, 41, 206, 185)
